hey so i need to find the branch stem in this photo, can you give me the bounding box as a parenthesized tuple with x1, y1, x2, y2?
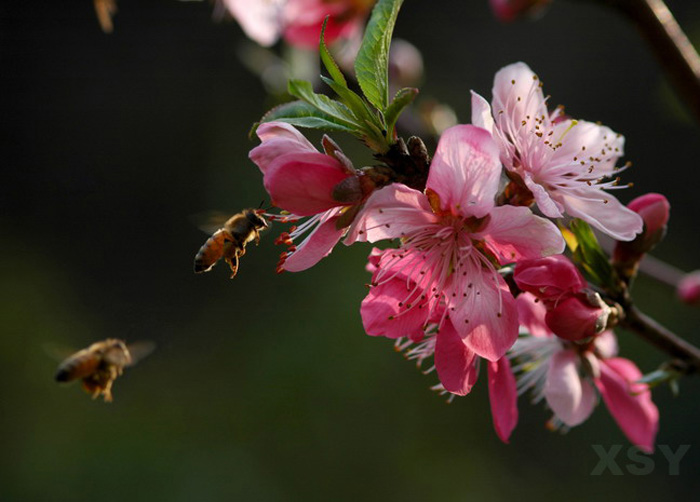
(621, 305, 700, 373)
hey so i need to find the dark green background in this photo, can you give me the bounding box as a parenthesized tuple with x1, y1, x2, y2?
(2, 0, 700, 500)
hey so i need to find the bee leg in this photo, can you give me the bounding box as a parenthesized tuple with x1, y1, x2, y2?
(102, 384, 114, 403)
(253, 228, 261, 246)
(225, 251, 240, 279)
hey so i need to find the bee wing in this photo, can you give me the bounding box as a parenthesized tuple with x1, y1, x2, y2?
(125, 340, 156, 367)
(42, 342, 77, 362)
(190, 210, 231, 235)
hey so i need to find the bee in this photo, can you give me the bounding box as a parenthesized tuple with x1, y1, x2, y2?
(54, 339, 154, 402)
(193, 208, 268, 278)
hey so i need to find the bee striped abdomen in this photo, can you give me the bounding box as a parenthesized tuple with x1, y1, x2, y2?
(194, 229, 231, 273)
(55, 350, 101, 382)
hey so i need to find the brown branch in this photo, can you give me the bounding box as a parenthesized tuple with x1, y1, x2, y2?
(620, 305, 700, 374)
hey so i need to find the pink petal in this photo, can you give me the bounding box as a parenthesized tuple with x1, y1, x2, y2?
(282, 210, 345, 272)
(365, 247, 384, 274)
(476, 205, 565, 263)
(492, 62, 547, 131)
(593, 330, 618, 359)
(449, 262, 519, 361)
(345, 184, 438, 244)
(434, 321, 479, 396)
(548, 119, 624, 178)
(559, 187, 643, 241)
(470, 91, 494, 134)
(222, 0, 283, 47)
(513, 255, 587, 302)
(250, 122, 317, 174)
(282, 0, 361, 48)
(426, 125, 502, 219)
(488, 358, 519, 443)
(628, 193, 670, 236)
(596, 358, 659, 453)
(545, 295, 608, 342)
(360, 274, 430, 340)
(521, 172, 564, 218)
(264, 152, 350, 216)
(545, 349, 596, 426)
(515, 292, 550, 337)
(613, 193, 670, 261)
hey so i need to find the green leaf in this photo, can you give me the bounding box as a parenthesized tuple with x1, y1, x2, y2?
(384, 87, 418, 137)
(251, 100, 359, 137)
(319, 76, 377, 125)
(354, 0, 404, 111)
(319, 17, 347, 88)
(568, 219, 618, 290)
(287, 79, 359, 128)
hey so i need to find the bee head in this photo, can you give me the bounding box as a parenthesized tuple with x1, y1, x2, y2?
(247, 210, 269, 230)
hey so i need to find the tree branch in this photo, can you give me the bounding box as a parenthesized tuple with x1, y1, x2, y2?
(620, 305, 700, 373)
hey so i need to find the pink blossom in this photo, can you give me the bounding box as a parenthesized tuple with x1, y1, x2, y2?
(471, 62, 643, 241)
(283, 0, 372, 49)
(512, 293, 659, 451)
(249, 122, 359, 271)
(219, 0, 372, 48)
(678, 270, 700, 306)
(366, 251, 518, 441)
(489, 0, 552, 22)
(352, 124, 565, 362)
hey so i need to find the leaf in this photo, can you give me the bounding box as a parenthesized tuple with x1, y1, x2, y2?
(319, 17, 347, 88)
(287, 79, 360, 127)
(319, 76, 378, 125)
(354, 0, 404, 111)
(251, 100, 358, 137)
(568, 219, 618, 290)
(384, 87, 418, 137)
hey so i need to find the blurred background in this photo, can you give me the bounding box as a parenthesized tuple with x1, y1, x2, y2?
(2, 0, 700, 500)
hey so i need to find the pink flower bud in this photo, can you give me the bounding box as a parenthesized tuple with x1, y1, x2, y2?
(678, 270, 700, 306)
(250, 122, 357, 216)
(545, 294, 610, 342)
(263, 152, 354, 216)
(489, 0, 552, 22)
(613, 193, 670, 266)
(514, 255, 587, 303)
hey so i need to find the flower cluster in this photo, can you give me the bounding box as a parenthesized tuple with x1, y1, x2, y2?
(246, 61, 663, 447)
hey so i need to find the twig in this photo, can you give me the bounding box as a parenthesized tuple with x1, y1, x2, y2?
(621, 305, 700, 373)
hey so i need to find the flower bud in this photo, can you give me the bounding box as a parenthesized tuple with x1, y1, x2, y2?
(514, 255, 587, 304)
(613, 194, 670, 269)
(678, 270, 700, 306)
(545, 294, 611, 342)
(262, 152, 354, 216)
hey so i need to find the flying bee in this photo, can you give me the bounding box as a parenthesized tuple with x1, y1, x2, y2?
(193, 208, 268, 278)
(54, 339, 154, 402)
